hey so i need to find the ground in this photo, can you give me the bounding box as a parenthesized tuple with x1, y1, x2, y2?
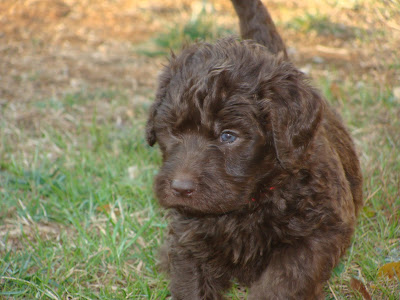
(0, 0, 399, 299)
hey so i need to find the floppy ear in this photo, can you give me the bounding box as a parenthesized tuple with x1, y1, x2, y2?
(145, 64, 174, 146)
(260, 68, 324, 170)
(145, 101, 159, 147)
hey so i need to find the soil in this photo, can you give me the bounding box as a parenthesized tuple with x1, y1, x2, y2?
(0, 0, 398, 106)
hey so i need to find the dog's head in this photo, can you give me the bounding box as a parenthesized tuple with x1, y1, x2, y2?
(146, 38, 323, 215)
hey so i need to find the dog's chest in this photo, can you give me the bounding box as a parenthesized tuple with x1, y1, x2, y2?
(170, 212, 274, 283)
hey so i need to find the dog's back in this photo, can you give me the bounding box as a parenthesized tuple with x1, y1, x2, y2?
(231, 0, 362, 215)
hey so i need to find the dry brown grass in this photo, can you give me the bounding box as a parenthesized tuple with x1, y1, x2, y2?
(1, 0, 398, 105)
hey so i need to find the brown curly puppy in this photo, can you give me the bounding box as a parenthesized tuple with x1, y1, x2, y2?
(146, 0, 363, 299)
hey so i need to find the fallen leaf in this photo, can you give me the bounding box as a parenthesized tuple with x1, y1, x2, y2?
(97, 204, 112, 213)
(330, 82, 342, 100)
(350, 277, 372, 300)
(97, 204, 121, 217)
(377, 261, 400, 279)
(362, 206, 376, 218)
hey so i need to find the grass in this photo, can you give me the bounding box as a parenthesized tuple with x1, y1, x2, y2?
(1, 0, 400, 299)
(1, 74, 399, 300)
(0, 90, 169, 298)
(319, 79, 400, 299)
(285, 12, 360, 39)
(136, 3, 233, 57)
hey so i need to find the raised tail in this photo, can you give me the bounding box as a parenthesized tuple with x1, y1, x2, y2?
(230, 0, 288, 60)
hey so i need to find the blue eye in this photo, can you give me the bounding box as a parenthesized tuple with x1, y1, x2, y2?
(220, 131, 238, 143)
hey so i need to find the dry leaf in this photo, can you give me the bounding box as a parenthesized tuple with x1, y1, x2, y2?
(330, 82, 342, 100)
(97, 204, 112, 213)
(362, 206, 376, 218)
(377, 261, 400, 279)
(97, 204, 121, 217)
(350, 277, 372, 300)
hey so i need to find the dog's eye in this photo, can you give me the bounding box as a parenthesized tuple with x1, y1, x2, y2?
(220, 131, 238, 144)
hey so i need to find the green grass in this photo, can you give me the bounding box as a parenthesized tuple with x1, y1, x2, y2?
(317, 78, 400, 299)
(0, 90, 169, 298)
(136, 6, 233, 57)
(285, 12, 359, 39)
(1, 77, 399, 299)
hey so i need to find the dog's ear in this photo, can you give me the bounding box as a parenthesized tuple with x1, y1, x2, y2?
(145, 63, 174, 147)
(146, 87, 166, 146)
(259, 66, 324, 170)
(145, 101, 158, 147)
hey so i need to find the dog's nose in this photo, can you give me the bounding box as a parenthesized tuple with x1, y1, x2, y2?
(171, 179, 195, 197)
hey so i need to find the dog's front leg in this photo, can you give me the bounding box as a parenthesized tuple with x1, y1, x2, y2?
(248, 240, 337, 300)
(168, 253, 229, 300)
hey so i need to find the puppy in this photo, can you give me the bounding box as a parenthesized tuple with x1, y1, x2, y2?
(146, 0, 362, 299)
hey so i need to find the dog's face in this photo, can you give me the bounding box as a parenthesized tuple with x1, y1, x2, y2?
(146, 39, 323, 215)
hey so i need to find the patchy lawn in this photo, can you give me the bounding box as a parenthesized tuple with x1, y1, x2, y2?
(0, 0, 399, 298)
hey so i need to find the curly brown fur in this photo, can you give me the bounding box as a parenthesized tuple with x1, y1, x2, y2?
(146, 1, 362, 299)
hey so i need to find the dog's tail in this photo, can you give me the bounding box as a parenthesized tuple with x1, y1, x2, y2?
(230, 0, 288, 60)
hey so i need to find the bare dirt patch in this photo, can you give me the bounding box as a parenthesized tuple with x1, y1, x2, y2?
(0, 216, 72, 251)
(0, 0, 165, 104)
(1, 0, 398, 105)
